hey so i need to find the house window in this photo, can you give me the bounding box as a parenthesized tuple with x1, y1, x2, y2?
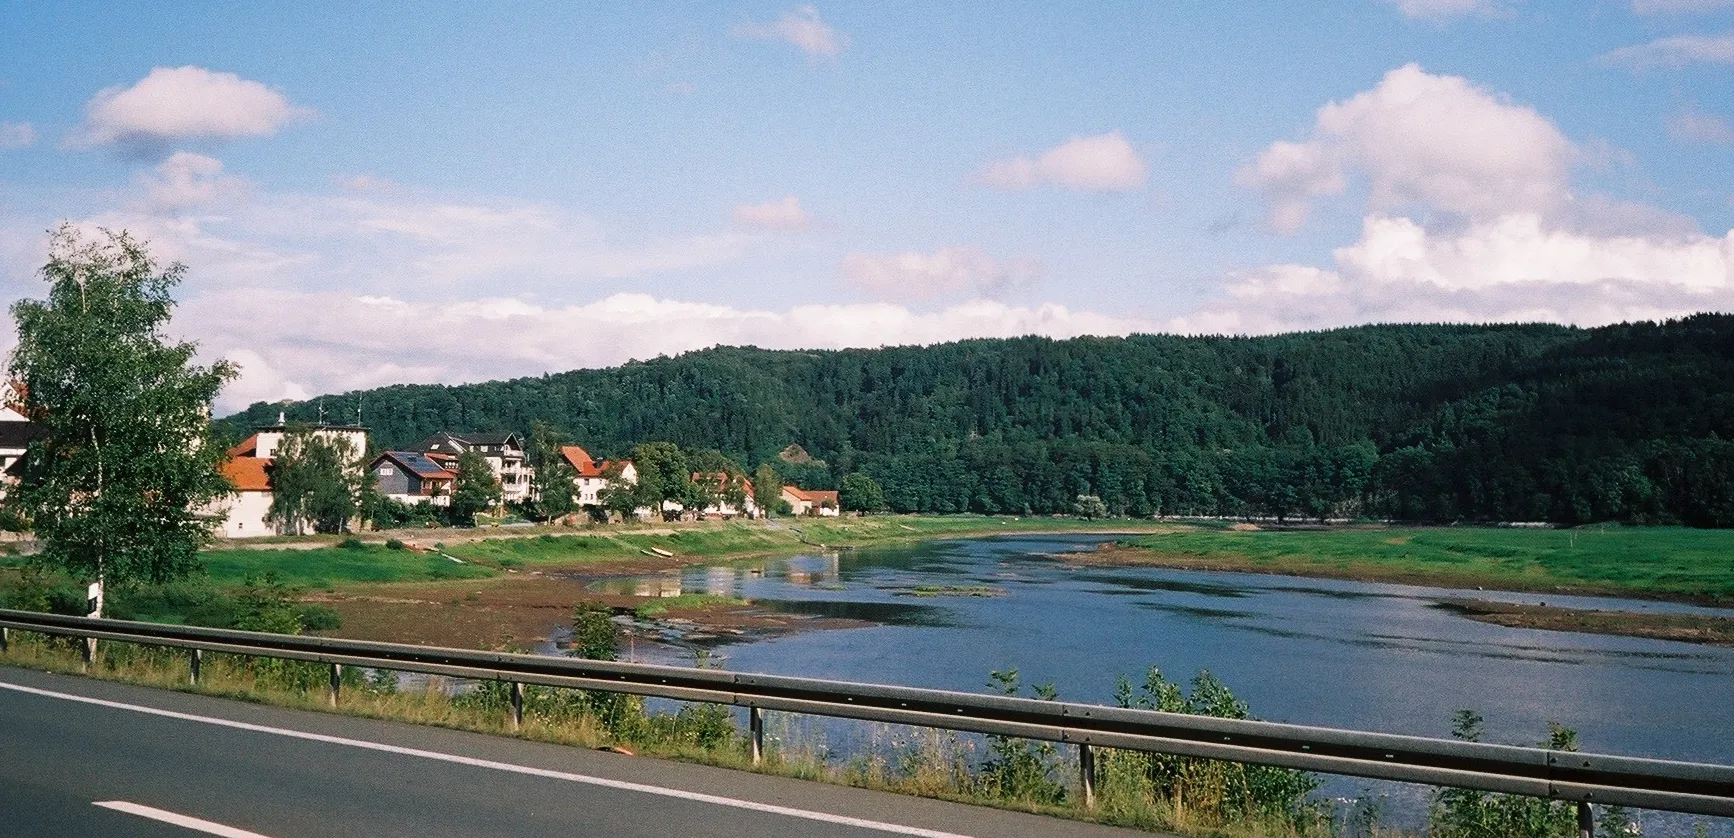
(378, 466, 395, 475)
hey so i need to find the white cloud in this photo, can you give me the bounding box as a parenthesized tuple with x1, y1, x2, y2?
(0, 122, 33, 149)
(181, 290, 1148, 412)
(1378, 0, 1509, 19)
(839, 246, 1041, 302)
(1173, 213, 1734, 334)
(1670, 107, 1734, 144)
(1239, 64, 1575, 231)
(733, 6, 847, 58)
(138, 152, 252, 213)
(60, 183, 758, 300)
(1632, 0, 1734, 12)
(980, 132, 1148, 193)
(73, 66, 310, 150)
(731, 195, 812, 230)
(1601, 33, 1734, 69)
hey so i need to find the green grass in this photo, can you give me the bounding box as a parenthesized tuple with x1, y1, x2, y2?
(633, 594, 749, 619)
(200, 546, 496, 587)
(1118, 525, 1734, 602)
(191, 516, 1173, 588)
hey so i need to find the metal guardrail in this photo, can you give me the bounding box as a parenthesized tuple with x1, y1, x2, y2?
(2, 608, 1731, 828)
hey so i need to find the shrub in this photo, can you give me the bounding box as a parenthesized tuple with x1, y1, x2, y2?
(384, 538, 405, 550)
(338, 538, 365, 550)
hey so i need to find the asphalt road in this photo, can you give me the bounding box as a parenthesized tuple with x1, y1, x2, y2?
(0, 667, 1151, 837)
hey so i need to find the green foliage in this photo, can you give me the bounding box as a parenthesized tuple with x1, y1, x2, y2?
(1428, 713, 1603, 838)
(752, 464, 782, 516)
(980, 669, 1068, 805)
(528, 420, 577, 521)
(385, 538, 405, 550)
(449, 449, 502, 526)
(269, 428, 365, 535)
(569, 602, 618, 661)
(839, 472, 887, 513)
(338, 537, 365, 549)
(1097, 668, 1319, 829)
(1072, 494, 1109, 519)
(629, 441, 695, 519)
(8, 226, 237, 593)
(227, 317, 1734, 527)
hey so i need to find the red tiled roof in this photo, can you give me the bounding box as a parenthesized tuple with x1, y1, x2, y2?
(222, 456, 272, 492)
(781, 486, 838, 504)
(562, 445, 630, 478)
(227, 434, 260, 458)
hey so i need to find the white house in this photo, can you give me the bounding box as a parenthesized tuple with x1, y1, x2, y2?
(560, 445, 637, 511)
(692, 471, 759, 519)
(417, 431, 533, 503)
(0, 380, 43, 497)
(782, 485, 840, 517)
(210, 417, 371, 538)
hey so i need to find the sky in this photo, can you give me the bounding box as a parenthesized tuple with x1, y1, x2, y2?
(0, 0, 1731, 413)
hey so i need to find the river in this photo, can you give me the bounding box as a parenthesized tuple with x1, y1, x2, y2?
(590, 534, 1734, 832)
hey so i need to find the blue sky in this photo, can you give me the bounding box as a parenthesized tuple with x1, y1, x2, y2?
(1, 0, 1731, 411)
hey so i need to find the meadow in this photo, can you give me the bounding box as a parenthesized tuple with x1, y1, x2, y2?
(1111, 524, 1734, 603)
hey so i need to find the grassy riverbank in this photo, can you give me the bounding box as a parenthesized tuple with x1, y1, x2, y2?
(195, 515, 1173, 587)
(1102, 524, 1734, 604)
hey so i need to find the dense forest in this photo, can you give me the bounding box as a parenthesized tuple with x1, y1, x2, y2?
(221, 316, 1734, 527)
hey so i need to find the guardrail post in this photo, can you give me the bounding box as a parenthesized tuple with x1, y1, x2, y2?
(749, 706, 764, 766)
(328, 663, 342, 707)
(81, 636, 95, 671)
(509, 681, 524, 732)
(0, 626, 8, 654)
(1079, 743, 1096, 809)
(189, 648, 202, 686)
(1578, 800, 1593, 838)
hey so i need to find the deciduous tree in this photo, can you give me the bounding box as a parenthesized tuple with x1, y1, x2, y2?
(7, 226, 236, 609)
(449, 449, 501, 526)
(268, 428, 363, 535)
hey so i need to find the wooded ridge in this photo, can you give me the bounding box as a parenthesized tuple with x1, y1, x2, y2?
(220, 315, 1734, 526)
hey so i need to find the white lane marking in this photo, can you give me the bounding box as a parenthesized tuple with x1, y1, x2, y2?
(93, 801, 274, 838)
(3, 680, 976, 838)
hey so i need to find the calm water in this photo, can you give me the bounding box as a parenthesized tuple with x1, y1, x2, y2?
(593, 535, 1734, 831)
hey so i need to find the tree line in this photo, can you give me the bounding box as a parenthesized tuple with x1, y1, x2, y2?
(226, 316, 1734, 527)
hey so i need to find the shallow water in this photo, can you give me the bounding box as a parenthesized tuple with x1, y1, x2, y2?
(593, 534, 1734, 832)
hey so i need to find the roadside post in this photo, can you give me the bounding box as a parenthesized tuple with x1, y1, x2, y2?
(82, 581, 102, 669)
(1079, 743, 1096, 809)
(749, 706, 764, 766)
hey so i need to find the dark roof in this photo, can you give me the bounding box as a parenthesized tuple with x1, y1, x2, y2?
(462, 431, 521, 447)
(372, 451, 457, 480)
(414, 432, 469, 453)
(0, 420, 45, 450)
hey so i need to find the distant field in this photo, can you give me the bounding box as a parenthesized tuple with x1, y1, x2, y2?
(1110, 525, 1734, 603)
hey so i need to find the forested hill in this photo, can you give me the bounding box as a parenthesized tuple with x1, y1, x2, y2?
(221, 315, 1734, 526)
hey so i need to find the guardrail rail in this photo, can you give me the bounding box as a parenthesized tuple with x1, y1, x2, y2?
(2, 607, 1730, 834)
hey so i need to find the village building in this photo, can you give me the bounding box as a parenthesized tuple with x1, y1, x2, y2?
(559, 445, 636, 509)
(0, 380, 44, 495)
(211, 415, 371, 538)
(692, 471, 759, 519)
(369, 451, 457, 507)
(782, 485, 840, 517)
(416, 431, 533, 503)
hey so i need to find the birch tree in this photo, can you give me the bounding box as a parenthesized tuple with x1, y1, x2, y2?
(7, 226, 235, 612)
